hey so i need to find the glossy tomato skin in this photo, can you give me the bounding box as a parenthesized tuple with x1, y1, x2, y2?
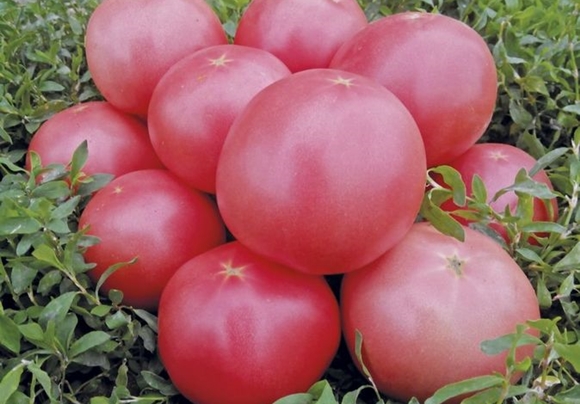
(158, 241, 341, 404)
(148, 44, 291, 194)
(234, 0, 368, 72)
(26, 102, 163, 178)
(330, 12, 498, 167)
(85, 0, 227, 117)
(79, 169, 226, 310)
(440, 143, 558, 242)
(341, 222, 540, 403)
(216, 68, 427, 275)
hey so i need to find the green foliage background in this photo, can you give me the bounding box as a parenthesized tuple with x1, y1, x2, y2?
(0, 0, 579, 403)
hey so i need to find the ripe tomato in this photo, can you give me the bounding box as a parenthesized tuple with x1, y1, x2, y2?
(158, 241, 341, 404)
(79, 169, 226, 310)
(234, 0, 368, 72)
(148, 44, 291, 194)
(341, 222, 540, 403)
(216, 68, 426, 275)
(85, 0, 227, 117)
(26, 102, 163, 179)
(330, 12, 497, 167)
(439, 143, 558, 243)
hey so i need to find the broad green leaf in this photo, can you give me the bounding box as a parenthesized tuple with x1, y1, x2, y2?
(554, 342, 580, 373)
(38, 291, 77, 328)
(429, 165, 466, 206)
(556, 273, 576, 299)
(0, 364, 24, 404)
(10, 262, 37, 294)
(424, 375, 503, 404)
(140, 371, 179, 396)
(420, 197, 465, 242)
(308, 380, 337, 404)
(32, 244, 65, 271)
(89, 398, 109, 404)
(90, 305, 112, 318)
(0, 314, 21, 354)
(480, 331, 540, 356)
(134, 309, 158, 333)
(495, 169, 558, 200)
(515, 248, 544, 264)
(0, 217, 42, 235)
(69, 331, 110, 358)
(50, 195, 80, 220)
(30, 181, 70, 199)
(554, 243, 580, 272)
(18, 322, 44, 343)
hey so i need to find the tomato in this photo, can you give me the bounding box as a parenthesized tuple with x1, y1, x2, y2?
(26, 102, 163, 179)
(216, 68, 426, 275)
(79, 169, 226, 310)
(158, 241, 341, 404)
(341, 222, 540, 403)
(85, 0, 227, 117)
(330, 12, 498, 167)
(439, 142, 558, 243)
(234, 0, 368, 72)
(148, 44, 291, 194)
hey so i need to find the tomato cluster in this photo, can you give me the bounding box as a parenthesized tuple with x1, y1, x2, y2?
(26, 0, 553, 403)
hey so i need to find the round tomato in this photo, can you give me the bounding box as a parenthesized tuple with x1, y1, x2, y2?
(330, 12, 498, 167)
(79, 169, 226, 310)
(85, 0, 227, 117)
(216, 68, 426, 275)
(341, 222, 540, 403)
(148, 44, 291, 194)
(439, 143, 558, 243)
(234, 0, 368, 72)
(26, 102, 163, 179)
(158, 241, 341, 404)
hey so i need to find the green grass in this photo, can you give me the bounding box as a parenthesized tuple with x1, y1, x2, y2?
(0, 0, 579, 403)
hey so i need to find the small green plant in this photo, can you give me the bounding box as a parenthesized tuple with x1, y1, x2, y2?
(1, 0, 579, 403)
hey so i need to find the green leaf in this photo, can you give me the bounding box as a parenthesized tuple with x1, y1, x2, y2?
(554, 342, 580, 373)
(529, 147, 569, 176)
(95, 258, 137, 298)
(341, 385, 376, 404)
(140, 371, 179, 396)
(273, 394, 314, 404)
(133, 309, 158, 333)
(420, 197, 466, 242)
(26, 362, 57, 402)
(18, 322, 44, 343)
(0, 364, 24, 404)
(69, 331, 110, 358)
(480, 331, 540, 356)
(32, 244, 65, 270)
(424, 375, 504, 404)
(553, 243, 580, 272)
(308, 380, 337, 404)
(38, 291, 77, 328)
(0, 314, 21, 354)
(0, 217, 42, 236)
(430, 165, 466, 206)
(471, 175, 487, 203)
(69, 140, 88, 182)
(520, 221, 567, 234)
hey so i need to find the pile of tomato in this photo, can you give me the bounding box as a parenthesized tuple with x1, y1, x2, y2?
(27, 0, 558, 403)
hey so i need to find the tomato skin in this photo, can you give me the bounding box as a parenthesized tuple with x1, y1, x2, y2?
(85, 0, 227, 117)
(26, 102, 163, 178)
(216, 68, 426, 275)
(79, 169, 226, 310)
(440, 143, 558, 242)
(330, 12, 498, 167)
(341, 222, 540, 403)
(158, 241, 341, 404)
(234, 0, 368, 72)
(148, 44, 291, 194)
